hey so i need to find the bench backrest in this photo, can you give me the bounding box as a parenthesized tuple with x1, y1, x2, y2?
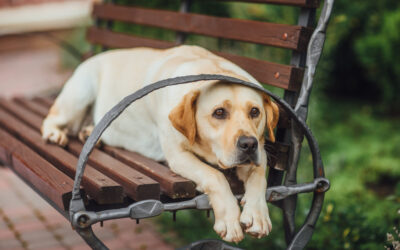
(87, 0, 319, 172)
(88, 0, 319, 90)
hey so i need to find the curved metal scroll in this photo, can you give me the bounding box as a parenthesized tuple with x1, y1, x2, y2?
(69, 74, 327, 249)
(296, 0, 335, 120)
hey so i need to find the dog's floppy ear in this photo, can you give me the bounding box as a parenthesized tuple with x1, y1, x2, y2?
(169, 90, 200, 144)
(263, 94, 279, 142)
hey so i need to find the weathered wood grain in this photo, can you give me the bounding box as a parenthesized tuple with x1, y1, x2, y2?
(86, 27, 304, 91)
(0, 103, 124, 204)
(26, 98, 198, 199)
(0, 128, 75, 210)
(93, 4, 312, 51)
(4, 99, 162, 201)
(103, 146, 196, 199)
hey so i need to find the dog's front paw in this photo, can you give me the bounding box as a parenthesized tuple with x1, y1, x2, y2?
(42, 126, 68, 147)
(240, 200, 272, 238)
(214, 216, 244, 243)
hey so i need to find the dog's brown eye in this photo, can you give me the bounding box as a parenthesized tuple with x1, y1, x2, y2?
(213, 108, 228, 119)
(250, 107, 260, 118)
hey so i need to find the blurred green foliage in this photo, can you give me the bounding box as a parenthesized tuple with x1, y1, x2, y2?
(320, 0, 400, 113)
(303, 101, 400, 249)
(66, 0, 400, 248)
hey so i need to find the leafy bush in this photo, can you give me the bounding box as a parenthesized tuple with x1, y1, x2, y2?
(319, 0, 400, 113)
(304, 100, 400, 250)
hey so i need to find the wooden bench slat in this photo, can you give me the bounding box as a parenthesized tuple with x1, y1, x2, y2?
(67, 142, 161, 200)
(27, 97, 198, 199)
(15, 97, 53, 117)
(103, 146, 196, 199)
(15, 98, 54, 117)
(93, 4, 312, 51)
(213, 0, 319, 8)
(0, 128, 75, 211)
(8, 99, 162, 201)
(86, 27, 303, 91)
(87, 27, 174, 49)
(28, 96, 55, 109)
(214, 51, 303, 91)
(0, 103, 124, 205)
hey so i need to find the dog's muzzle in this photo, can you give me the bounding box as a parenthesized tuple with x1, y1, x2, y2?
(236, 136, 259, 165)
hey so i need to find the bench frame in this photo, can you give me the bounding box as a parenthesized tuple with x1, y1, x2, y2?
(69, 74, 331, 250)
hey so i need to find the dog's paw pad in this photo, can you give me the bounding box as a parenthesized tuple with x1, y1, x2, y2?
(214, 218, 244, 243)
(240, 202, 272, 238)
(43, 128, 68, 147)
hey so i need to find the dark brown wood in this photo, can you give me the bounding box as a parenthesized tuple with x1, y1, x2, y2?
(214, 51, 303, 91)
(26, 98, 197, 199)
(213, 0, 320, 8)
(87, 27, 174, 49)
(86, 27, 304, 91)
(68, 141, 161, 200)
(31, 96, 55, 108)
(0, 103, 124, 204)
(0, 128, 74, 211)
(3, 100, 48, 130)
(103, 146, 196, 199)
(93, 4, 312, 51)
(6, 100, 162, 201)
(15, 97, 53, 117)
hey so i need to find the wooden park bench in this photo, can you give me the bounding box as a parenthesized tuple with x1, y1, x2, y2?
(0, 0, 334, 249)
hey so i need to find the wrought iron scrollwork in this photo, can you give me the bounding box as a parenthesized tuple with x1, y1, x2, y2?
(69, 73, 330, 250)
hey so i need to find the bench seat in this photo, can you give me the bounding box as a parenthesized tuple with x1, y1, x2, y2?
(0, 97, 200, 213)
(0, 96, 288, 214)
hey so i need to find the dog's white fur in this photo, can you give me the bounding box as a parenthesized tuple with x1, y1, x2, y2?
(41, 45, 279, 243)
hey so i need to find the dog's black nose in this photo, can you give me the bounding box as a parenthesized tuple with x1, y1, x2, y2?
(237, 136, 258, 154)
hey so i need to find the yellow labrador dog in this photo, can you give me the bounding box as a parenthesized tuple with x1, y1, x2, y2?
(41, 45, 279, 243)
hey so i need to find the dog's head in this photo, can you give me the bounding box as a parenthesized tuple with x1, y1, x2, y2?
(169, 82, 279, 169)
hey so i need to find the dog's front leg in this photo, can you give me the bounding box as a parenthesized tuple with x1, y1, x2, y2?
(237, 153, 272, 238)
(167, 150, 243, 243)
